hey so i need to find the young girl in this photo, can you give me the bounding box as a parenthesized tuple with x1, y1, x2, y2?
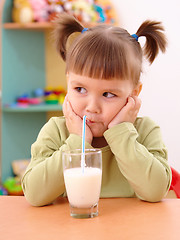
(22, 13, 172, 206)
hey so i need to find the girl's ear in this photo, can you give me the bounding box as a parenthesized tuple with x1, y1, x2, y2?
(132, 82, 142, 96)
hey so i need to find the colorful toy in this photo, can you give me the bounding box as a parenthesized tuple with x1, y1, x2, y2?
(16, 93, 29, 107)
(45, 92, 59, 104)
(28, 97, 42, 105)
(71, 0, 96, 23)
(16, 92, 43, 107)
(44, 86, 66, 104)
(62, 0, 73, 14)
(1, 159, 30, 196)
(93, 1, 106, 23)
(11, 0, 117, 24)
(93, 0, 117, 24)
(3, 177, 23, 196)
(0, 186, 8, 195)
(29, 0, 50, 22)
(48, 0, 65, 21)
(14, 86, 66, 107)
(12, 159, 30, 179)
(54, 86, 66, 104)
(31, 88, 44, 104)
(12, 0, 33, 24)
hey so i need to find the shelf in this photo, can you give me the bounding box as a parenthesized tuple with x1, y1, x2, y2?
(3, 21, 95, 30)
(3, 104, 62, 112)
(3, 22, 54, 30)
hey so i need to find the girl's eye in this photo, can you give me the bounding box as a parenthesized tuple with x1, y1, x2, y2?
(75, 87, 87, 94)
(103, 92, 116, 98)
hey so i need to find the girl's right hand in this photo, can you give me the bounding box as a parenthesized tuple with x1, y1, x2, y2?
(63, 96, 93, 144)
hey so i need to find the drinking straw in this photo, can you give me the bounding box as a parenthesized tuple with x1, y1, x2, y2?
(81, 115, 86, 173)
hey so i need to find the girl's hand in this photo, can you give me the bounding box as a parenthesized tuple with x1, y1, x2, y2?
(63, 96, 93, 144)
(108, 96, 141, 129)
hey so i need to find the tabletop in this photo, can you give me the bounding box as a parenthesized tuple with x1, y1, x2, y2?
(0, 196, 180, 240)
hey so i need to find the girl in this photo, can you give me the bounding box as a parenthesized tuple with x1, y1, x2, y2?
(22, 13, 172, 206)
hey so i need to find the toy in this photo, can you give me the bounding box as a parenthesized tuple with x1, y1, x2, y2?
(34, 88, 44, 98)
(72, 0, 96, 23)
(44, 86, 66, 104)
(45, 92, 59, 104)
(54, 86, 66, 104)
(62, 0, 73, 14)
(69, 0, 117, 24)
(12, 159, 30, 179)
(93, 0, 117, 24)
(0, 186, 8, 195)
(29, 88, 44, 105)
(59, 93, 66, 105)
(29, 0, 50, 22)
(16, 93, 29, 107)
(2, 159, 30, 196)
(28, 97, 42, 105)
(12, 0, 33, 24)
(14, 86, 66, 107)
(3, 177, 23, 196)
(48, 0, 65, 21)
(16, 89, 43, 107)
(93, 1, 106, 23)
(11, 0, 117, 24)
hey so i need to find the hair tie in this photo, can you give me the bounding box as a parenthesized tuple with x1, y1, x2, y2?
(82, 28, 88, 33)
(131, 34, 139, 41)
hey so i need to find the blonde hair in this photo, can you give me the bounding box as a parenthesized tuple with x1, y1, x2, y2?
(54, 13, 167, 85)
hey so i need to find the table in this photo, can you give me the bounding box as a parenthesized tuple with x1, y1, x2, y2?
(0, 196, 180, 240)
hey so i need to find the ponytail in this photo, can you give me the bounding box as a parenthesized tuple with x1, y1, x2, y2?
(53, 13, 84, 61)
(53, 15, 167, 84)
(135, 20, 167, 64)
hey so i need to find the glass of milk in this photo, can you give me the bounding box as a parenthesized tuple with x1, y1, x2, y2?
(62, 149, 102, 218)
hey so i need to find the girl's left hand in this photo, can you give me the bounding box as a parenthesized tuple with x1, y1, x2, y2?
(108, 96, 141, 129)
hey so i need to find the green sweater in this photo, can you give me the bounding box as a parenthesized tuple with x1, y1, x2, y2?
(22, 116, 172, 206)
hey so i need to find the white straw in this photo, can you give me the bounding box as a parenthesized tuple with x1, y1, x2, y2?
(81, 115, 86, 173)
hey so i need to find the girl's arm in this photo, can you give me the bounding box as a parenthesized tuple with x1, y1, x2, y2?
(22, 117, 92, 206)
(104, 117, 172, 202)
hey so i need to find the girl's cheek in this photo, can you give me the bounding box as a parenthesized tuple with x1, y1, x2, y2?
(105, 103, 124, 123)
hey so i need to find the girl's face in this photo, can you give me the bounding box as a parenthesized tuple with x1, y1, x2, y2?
(67, 72, 140, 137)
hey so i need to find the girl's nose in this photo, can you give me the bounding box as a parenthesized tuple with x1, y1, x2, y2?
(86, 97, 101, 114)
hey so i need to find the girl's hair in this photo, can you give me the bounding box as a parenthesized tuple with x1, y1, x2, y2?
(54, 13, 167, 85)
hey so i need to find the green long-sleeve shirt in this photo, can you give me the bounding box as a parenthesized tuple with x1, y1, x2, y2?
(22, 116, 172, 206)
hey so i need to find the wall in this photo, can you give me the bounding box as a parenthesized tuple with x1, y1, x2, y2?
(45, 30, 66, 120)
(0, 0, 4, 183)
(111, 0, 180, 171)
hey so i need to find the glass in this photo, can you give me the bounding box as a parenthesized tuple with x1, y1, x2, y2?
(62, 149, 102, 219)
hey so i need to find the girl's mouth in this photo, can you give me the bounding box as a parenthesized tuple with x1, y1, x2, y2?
(86, 118, 95, 124)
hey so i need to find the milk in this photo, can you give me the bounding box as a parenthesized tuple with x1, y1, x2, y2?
(64, 167, 102, 208)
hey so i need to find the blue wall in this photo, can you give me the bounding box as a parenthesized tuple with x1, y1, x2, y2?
(1, 0, 47, 181)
